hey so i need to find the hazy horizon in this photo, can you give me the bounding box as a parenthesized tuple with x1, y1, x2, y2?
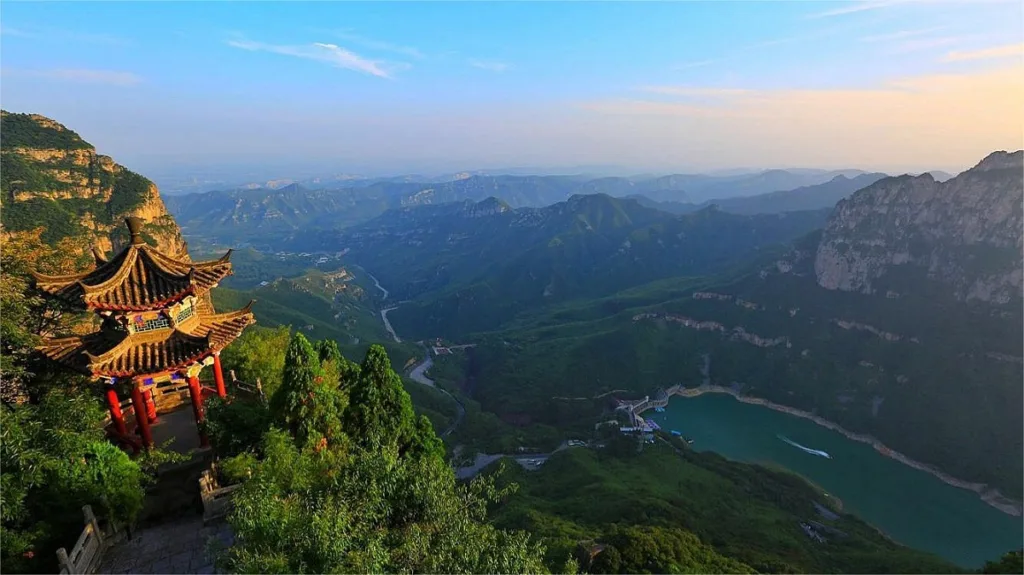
(2, 1, 1022, 179)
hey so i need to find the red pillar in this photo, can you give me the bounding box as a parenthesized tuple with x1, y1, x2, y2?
(143, 389, 158, 422)
(213, 353, 227, 398)
(106, 386, 127, 437)
(188, 372, 210, 447)
(130, 386, 153, 449)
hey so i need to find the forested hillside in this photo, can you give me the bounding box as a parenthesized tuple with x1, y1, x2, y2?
(1, 111, 187, 260)
(329, 195, 829, 338)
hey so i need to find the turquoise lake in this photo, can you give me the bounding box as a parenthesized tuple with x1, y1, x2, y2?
(656, 393, 1023, 569)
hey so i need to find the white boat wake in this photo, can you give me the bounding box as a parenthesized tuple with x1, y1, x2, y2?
(778, 434, 832, 459)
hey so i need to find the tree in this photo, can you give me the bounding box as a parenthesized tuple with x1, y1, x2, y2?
(0, 228, 85, 404)
(220, 430, 546, 574)
(201, 396, 273, 458)
(981, 550, 1023, 574)
(343, 344, 420, 453)
(219, 325, 291, 398)
(217, 342, 546, 574)
(268, 332, 345, 449)
(1, 391, 147, 573)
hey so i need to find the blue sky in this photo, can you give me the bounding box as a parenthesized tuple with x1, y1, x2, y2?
(1, 1, 1022, 177)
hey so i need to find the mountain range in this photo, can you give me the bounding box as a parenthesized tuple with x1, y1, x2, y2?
(386, 151, 1022, 505)
(164, 169, 897, 247)
(319, 194, 830, 337)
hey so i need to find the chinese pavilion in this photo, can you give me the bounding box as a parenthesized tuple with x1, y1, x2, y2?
(32, 217, 255, 449)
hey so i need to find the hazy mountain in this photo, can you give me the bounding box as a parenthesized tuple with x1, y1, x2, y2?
(631, 172, 889, 216)
(167, 170, 867, 247)
(323, 193, 830, 336)
(680, 169, 873, 202)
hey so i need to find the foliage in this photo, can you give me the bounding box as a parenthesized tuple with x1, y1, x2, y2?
(268, 332, 343, 449)
(1, 228, 89, 402)
(1, 392, 147, 574)
(107, 169, 152, 217)
(980, 550, 1023, 574)
(489, 445, 962, 574)
(214, 335, 546, 573)
(590, 525, 753, 574)
(314, 338, 359, 388)
(219, 325, 291, 398)
(201, 396, 273, 459)
(0, 111, 92, 151)
(220, 430, 545, 574)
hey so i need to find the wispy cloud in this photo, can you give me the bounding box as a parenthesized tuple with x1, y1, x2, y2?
(671, 59, 718, 70)
(0, 24, 129, 45)
(942, 42, 1024, 62)
(859, 26, 945, 42)
(638, 86, 750, 98)
(891, 36, 963, 53)
(330, 30, 425, 60)
(1, 68, 143, 86)
(805, 1, 898, 19)
(227, 38, 397, 78)
(469, 59, 510, 72)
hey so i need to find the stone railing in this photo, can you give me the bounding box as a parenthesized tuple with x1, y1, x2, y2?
(57, 505, 105, 575)
(200, 466, 242, 525)
(229, 370, 266, 404)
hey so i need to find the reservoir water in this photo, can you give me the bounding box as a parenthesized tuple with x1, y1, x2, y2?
(658, 393, 1023, 569)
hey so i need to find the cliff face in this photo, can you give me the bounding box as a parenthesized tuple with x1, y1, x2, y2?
(814, 151, 1023, 304)
(1, 111, 188, 264)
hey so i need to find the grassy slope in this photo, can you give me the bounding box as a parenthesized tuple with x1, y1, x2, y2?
(489, 444, 960, 574)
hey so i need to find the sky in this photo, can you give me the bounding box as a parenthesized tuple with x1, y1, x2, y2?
(1, 0, 1022, 178)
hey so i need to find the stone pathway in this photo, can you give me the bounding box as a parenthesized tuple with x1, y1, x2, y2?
(98, 516, 233, 574)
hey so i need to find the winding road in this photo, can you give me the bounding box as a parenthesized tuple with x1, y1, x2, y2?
(365, 273, 464, 437)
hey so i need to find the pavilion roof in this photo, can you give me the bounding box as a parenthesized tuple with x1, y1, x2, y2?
(31, 218, 234, 311)
(37, 303, 255, 378)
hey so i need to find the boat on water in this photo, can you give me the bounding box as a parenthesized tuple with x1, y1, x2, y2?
(777, 434, 832, 459)
(670, 430, 682, 436)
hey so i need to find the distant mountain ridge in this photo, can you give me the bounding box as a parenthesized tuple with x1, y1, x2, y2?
(629, 172, 890, 216)
(166, 169, 881, 247)
(317, 193, 830, 336)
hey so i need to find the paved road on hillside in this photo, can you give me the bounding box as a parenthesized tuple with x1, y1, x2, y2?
(367, 274, 465, 437)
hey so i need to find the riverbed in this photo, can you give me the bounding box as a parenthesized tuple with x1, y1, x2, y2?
(658, 393, 1023, 569)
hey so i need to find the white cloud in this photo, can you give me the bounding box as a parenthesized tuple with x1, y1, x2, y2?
(330, 30, 425, 59)
(226, 38, 396, 78)
(859, 27, 945, 42)
(1, 68, 142, 86)
(469, 59, 510, 72)
(942, 42, 1023, 62)
(805, 1, 899, 19)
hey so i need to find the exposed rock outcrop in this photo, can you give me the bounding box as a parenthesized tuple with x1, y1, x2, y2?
(1, 111, 188, 263)
(813, 151, 1023, 304)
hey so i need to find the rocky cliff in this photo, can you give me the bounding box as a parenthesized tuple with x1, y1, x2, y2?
(814, 151, 1023, 304)
(1, 111, 188, 264)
